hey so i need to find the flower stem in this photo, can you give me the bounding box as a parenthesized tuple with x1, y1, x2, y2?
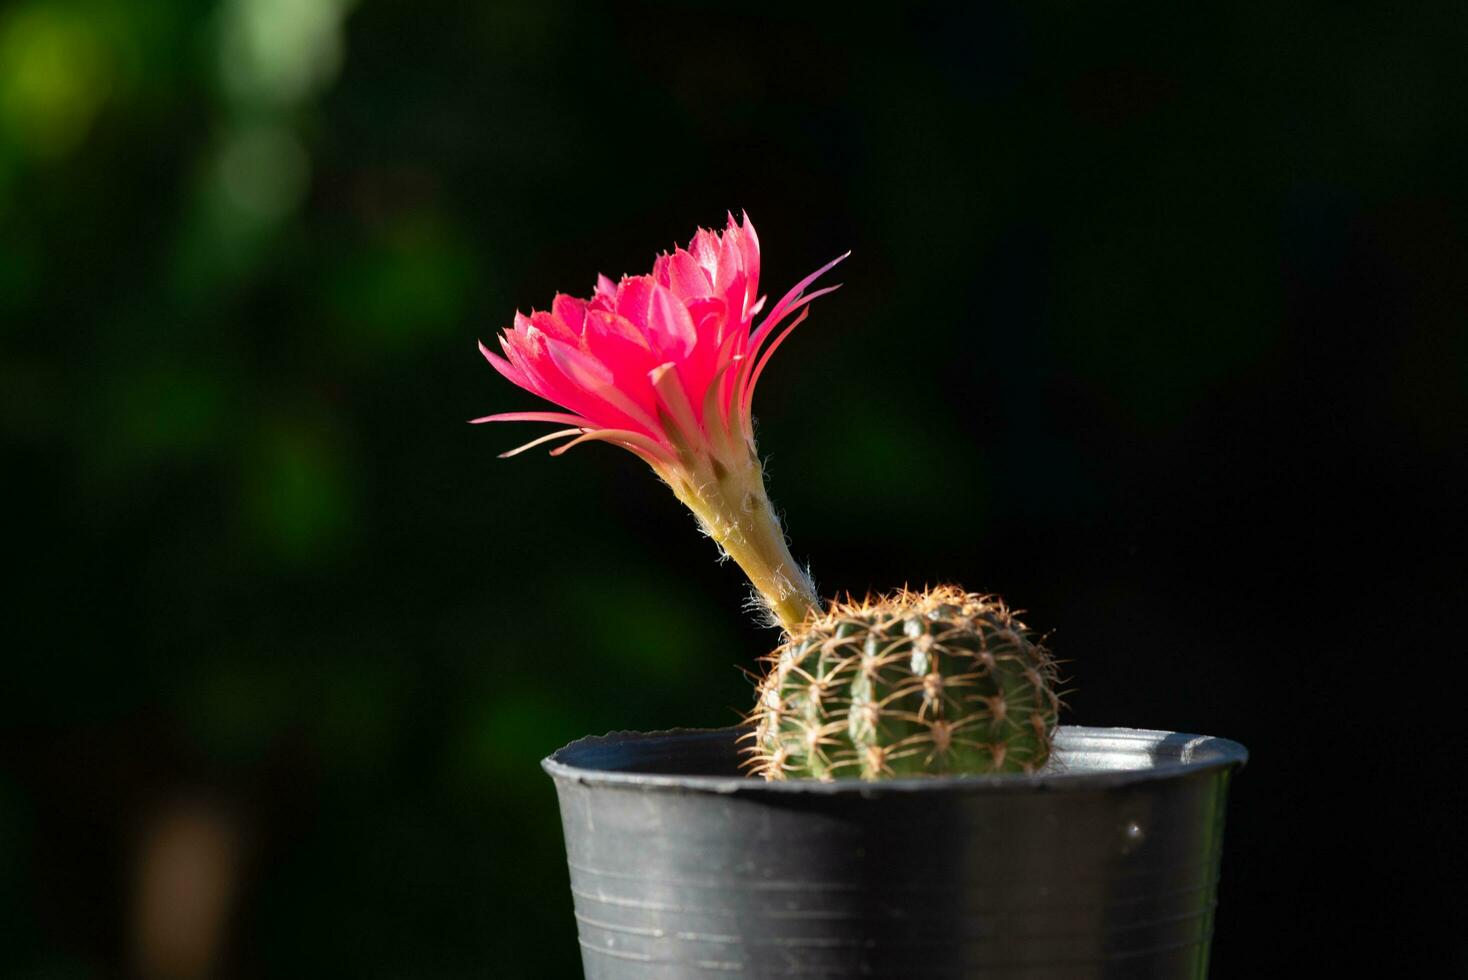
(672, 457, 820, 634)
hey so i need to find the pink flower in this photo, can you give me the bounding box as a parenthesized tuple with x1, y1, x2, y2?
(474, 214, 844, 632)
(474, 213, 845, 476)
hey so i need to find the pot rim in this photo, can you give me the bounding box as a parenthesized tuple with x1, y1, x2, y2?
(542, 724, 1247, 796)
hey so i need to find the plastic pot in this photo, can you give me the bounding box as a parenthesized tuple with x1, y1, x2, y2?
(543, 725, 1246, 979)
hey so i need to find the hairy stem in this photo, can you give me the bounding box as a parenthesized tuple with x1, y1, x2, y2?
(671, 456, 820, 633)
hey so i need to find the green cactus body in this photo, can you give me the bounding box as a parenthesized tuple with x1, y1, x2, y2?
(747, 587, 1062, 781)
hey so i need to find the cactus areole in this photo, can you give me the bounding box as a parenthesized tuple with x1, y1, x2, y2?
(477, 215, 1062, 779)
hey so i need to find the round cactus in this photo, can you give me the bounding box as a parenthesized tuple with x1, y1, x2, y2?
(746, 586, 1062, 781)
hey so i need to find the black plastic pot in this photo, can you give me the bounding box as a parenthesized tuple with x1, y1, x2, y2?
(544, 725, 1246, 979)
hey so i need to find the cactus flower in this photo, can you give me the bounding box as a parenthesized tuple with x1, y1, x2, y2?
(475, 214, 845, 632)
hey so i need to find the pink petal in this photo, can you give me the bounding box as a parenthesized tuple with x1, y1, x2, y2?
(498, 427, 586, 458)
(748, 251, 849, 353)
(689, 227, 721, 271)
(663, 248, 714, 301)
(542, 334, 612, 387)
(478, 340, 528, 387)
(498, 333, 559, 403)
(584, 307, 651, 351)
(582, 309, 660, 415)
(721, 269, 749, 329)
(547, 428, 678, 467)
(503, 330, 630, 435)
(529, 309, 577, 343)
(501, 330, 564, 404)
(675, 298, 729, 411)
(642, 282, 698, 360)
(712, 225, 742, 297)
(714, 334, 744, 423)
(743, 306, 811, 422)
(544, 335, 663, 437)
(699, 354, 742, 458)
(613, 275, 655, 336)
(649, 361, 701, 448)
(469, 410, 593, 426)
(552, 293, 587, 334)
(736, 213, 762, 317)
(683, 297, 727, 345)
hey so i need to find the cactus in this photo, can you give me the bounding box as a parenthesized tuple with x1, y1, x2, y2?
(478, 216, 1068, 780)
(746, 586, 1061, 780)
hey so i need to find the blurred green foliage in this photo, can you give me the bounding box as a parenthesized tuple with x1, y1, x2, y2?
(3, 0, 1466, 977)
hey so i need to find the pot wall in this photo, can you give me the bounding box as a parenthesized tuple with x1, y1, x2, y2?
(544, 726, 1245, 980)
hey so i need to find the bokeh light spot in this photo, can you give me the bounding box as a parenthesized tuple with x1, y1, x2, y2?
(217, 0, 355, 106)
(0, 3, 113, 158)
(216, 124, 309, 222)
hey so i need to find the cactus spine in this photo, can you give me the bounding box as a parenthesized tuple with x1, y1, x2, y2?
(747, 586, 1061, 781)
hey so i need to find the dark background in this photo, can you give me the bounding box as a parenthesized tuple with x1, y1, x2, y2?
(4, 1, 1466, 977)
